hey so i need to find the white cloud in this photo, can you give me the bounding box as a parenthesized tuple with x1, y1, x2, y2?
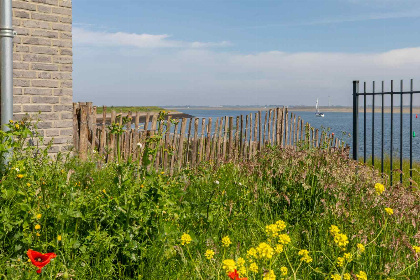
(73, 34, 420, 106)
(73, 27, 231, 49)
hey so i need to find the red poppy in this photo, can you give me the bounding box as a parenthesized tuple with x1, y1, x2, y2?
(228, 269, 248, 280)
(27, 249, 56, 273)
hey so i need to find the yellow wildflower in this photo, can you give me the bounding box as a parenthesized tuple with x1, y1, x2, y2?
(344, 253, 353, 262)
(331, 274, 341, 280)
(102, 189, 106, 194)
(26, 183, 31, 187)
(266, 224, 279, 237)
(413, 245, 420, 253)
(222, 236, 232, 247)
(141, 184, 145, 188)
(280, 266, 288, 276)
(263, 270, 276, 280)
(17, 174, 24, 179)
(276, 220, 286, 231)
(275, 244, 284, 254)
(236, 257, 245, 267)
(249, 262, 258, 273)
(36, 214, 42, 219)
(204, 249, 214, 260)
(247, 247, 257, 259)
(180, 233, 192, 245)
(15, 124, 20, 129)
(9, 120, 13, 124)
(356, 271, 367, 280)
(35, 224, 41, 230)
(336, 257, 345, 267)
(278, 234, 291, 245)
(357, 243, 365, 253)
(298, 249, 313, 263)
(36, 233, 40, 237)
(222, 259, 236, 273)
(256, 242, 274, 259)
(238, 266, 246, 277)
(57, 235, 62, 241)
(374, 183, 385, 195)
(385, 207, 394, 215)
(329, 225, 340, 236)
(334, 233, 349, 249)
(344, 273, 351, 280)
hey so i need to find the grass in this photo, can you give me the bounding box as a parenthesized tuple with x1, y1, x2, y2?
(1, 120, 420, 279)
(95, 106, 165, 114)
(362, 156, 420, 187)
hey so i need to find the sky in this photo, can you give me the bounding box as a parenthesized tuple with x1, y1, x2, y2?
(72, 0, 420, 107)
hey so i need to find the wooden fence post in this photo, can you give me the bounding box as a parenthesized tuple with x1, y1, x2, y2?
(79, 104, 88, 160)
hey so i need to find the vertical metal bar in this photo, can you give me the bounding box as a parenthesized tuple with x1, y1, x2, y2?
(390, 80, 394, 185)
(410, 79, 413, 185)
(372, 81, 375, 166)
(352, 81, 359, 160)
(400, 80, 403, 183)
(364, 82, 367, 163)
(381, 81, 384, 175)
(0, 0, 15, 165)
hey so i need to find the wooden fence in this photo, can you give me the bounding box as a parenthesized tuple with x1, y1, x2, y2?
(73, 102, 345, 171)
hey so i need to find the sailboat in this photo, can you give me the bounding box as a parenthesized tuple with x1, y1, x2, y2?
(315, 99, 324, 117)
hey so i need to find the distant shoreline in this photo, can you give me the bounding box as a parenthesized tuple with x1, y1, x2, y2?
(167, 106, 420, 114)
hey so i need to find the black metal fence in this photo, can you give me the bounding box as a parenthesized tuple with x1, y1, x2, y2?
(352, 79, 419, 185)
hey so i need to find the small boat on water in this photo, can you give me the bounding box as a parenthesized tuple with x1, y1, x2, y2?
(315, 99, 324, 117)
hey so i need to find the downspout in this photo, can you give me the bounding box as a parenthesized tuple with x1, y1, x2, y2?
(0, 0, 15, 162)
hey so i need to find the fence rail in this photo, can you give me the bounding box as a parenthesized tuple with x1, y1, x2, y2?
(73, 102, 344, 172)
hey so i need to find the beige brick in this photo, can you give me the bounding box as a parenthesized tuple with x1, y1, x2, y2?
(14, 10, 30, 19)
(53, 104, 72, 111)
(37, 113, 60, 120)
(14, 79, 31, 87)
(59, 0, 71, 8)
(45, 129, 60, 137)
(14, 70, 37, 79)
(22, 36, 51, 46)
(58, 16, 72, 24)
(23, 104, 53, 112)
(59, 96, 72, 103)
(37, 5, 52, 14)
(31, 45, 59, 55)
(37, 121, 53, 129)
(15, 45, 30, 52)
(59, 31, 71, 39)
(31, 63, 59, 71)
(13, 61, 30, 70)
(14, 88, 23, 95)
(32, 0, 59, 6)
(52, 6, 71, 15)
(13, 1, 37, 11)
(31, 96, 60, 104)
(13, 36, 21, 43)
(24, 88, 53, 95)
(13, 18, 21, 26)
(54, 121, 72, 128)
(14, 27, 31, 36)
(22, 19, 50, 29)
(31, 29, 59, 38)
(53, 56, 72, 64)
(32, 79, 60, 88)
(60, 111, 73, 119)
(59, 128, 73, 136)
(53, 88, 72, 96)
(60, 80, 72, 88)
(59, 64, 72, 71)
(52, 39, 71, 48)
(48, 145, 60, 153)
(14, 95, 31, 103)
(13, 105, 22, 113)
(38, 72, 51, 79)
(52, 22, 71, 32)
(23, 54, 52, 63)
(51, 72, 71, 80)
(59, 48, 72, 56)
(13, 53, 22, 61)
(51, 137, 69, 144)
(31, 12, 59, 22)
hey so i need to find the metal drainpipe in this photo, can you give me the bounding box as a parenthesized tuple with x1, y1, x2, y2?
(0, 0, 15, 163)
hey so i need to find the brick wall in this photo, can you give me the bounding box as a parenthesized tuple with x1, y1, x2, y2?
(12, 0, 73, 153)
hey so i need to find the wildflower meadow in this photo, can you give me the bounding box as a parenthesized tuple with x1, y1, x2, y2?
(1, 117, 420, 279)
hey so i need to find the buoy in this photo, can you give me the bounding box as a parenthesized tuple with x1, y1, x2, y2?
(331, 133, 334, 137)
(414, 131, 416, 137)
(416, 114, 418, 118)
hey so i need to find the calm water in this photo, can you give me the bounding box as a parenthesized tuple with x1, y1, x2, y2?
(179, 109, 420, 161)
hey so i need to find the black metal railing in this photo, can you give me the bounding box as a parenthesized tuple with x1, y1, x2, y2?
(352, 79, 419, 185)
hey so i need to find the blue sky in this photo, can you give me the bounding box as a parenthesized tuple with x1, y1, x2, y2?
(72, 0, 420, 106)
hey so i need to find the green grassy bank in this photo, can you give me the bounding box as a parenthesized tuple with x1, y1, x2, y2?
(95, 106, 164, 114)
(0, 121, 419, 279)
